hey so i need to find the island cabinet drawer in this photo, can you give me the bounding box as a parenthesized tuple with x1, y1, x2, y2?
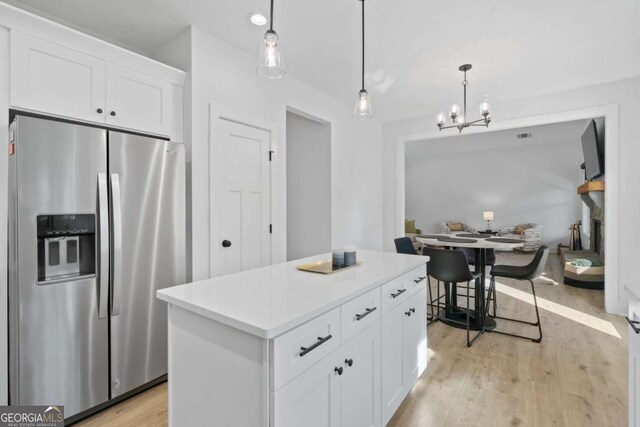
(271, 307, 341, 391)
(381, 276, 407, 314)
(341, 287, 381, 342)
(405, 265, 427, 295)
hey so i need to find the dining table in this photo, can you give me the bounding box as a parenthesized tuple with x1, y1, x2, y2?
(416, 233, 524, 332)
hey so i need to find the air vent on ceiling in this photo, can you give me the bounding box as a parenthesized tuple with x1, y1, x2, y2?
(517, 133, 532, 139)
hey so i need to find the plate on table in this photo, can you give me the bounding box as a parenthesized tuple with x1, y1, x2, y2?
(457, 233, 492, 238)
(418, 234, 447, 239)
(437, 237, 478, 243)
(486, 237, 523, 244)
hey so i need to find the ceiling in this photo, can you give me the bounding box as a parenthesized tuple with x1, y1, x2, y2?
(5, 0, 640, 122)
(406, 119, 592, 158)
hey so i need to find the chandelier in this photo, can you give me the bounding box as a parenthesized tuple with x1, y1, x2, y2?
(437, 64, 491, 132)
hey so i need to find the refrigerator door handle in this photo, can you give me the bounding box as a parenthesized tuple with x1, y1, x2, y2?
(110, 173, 123, 316)
(97, 173, 109, 319)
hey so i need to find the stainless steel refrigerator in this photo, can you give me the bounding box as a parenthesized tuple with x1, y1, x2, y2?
(8, 115, 186, 419)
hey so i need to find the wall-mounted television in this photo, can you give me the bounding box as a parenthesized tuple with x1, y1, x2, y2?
(581, 119, 604, 180)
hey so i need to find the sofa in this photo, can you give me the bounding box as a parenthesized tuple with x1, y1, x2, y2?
(404, 219, 422, 252)
(496, 223, 543, 252)
(440, 221, 478, 234)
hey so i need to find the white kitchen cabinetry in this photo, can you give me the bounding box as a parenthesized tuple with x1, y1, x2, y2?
(10, 30, 181, 137)
(274, 322, 380, 427)
(381, 287, 427, 425)
(158, 251, 428, 427)
(105, 64, 172, 136)
(10, 31, 106, 123)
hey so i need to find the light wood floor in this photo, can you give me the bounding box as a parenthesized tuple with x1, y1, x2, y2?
(76, 253, 627, 427)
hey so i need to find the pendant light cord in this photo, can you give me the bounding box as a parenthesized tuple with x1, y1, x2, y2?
(270, 0, 274, 32)
(361, 0, 365, 91)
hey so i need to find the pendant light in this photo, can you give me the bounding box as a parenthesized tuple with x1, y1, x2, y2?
(354, 0, 372, 119)
(257, 0, 285, 79)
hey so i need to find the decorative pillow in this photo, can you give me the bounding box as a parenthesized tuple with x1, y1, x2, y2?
(405, 219, 417, 234)
(448, 222, 464, 232)
(515, 224, 531, 234)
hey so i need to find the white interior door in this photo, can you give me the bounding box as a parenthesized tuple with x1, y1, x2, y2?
(214, 118, 271, 276)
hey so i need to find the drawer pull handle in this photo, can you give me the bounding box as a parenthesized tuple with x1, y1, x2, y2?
(300, 334, 333, 357)
(626, 317, 640, 334)
(334, 366, 343, 376)
(405, 308, 415, 317)
(414, 276, 426, 283)
(345, 358, 353, 367)
(355, 307, 377, 321)
(391, 289, 406, 298)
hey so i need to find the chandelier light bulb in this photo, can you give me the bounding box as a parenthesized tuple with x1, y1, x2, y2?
(437, 112, 447, 126)
(449, 101, 461, 118)
(479, 95, 491, 116)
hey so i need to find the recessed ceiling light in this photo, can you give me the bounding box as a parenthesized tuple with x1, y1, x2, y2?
(249, 13, 267, 26)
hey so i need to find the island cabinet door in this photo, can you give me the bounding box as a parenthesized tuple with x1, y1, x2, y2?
(381, 304, 406, 425)
(403, 288, 428, 386)
(272, 349, 342, 427)
(340, 322, 381, 427)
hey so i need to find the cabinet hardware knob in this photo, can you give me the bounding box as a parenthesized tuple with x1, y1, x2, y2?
(222, 240, 232, 248)
(410, 308, 416, 313)
(405, 310, 412, 317)
(345, 358, 353, 367)
(110, 111, 117, 116)
(96, 108, 103, 113)
(334, 366, 343, 376)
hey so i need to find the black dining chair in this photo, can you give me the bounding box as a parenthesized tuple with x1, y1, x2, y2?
(423, 247, 483, 347)
(461, 247, 496, 267)
(394, 237, 418, 255)
(486, 245, 549, 343)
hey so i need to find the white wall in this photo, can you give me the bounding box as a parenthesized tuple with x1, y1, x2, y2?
(155, 26, 384, 281)
(383, 77, 640, 313)
(405, 128, 585, 247)
(286, 111, 331, 261)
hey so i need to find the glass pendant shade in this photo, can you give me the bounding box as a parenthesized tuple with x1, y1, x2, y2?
(479, 95, 491, 116)
(257, 30, 285, 79)
(437, 112, 447, 126)
(354, 90, 373, 119)
(449, 100, 462, 118)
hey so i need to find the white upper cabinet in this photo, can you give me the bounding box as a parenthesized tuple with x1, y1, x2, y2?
(106, 64, 172, 136)
(11, 31, 106, 123)
(9, 30, 182, 138)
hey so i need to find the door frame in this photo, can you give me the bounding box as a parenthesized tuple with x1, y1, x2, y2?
(209, 104, 279, 277)
(394, 104, 623, 314)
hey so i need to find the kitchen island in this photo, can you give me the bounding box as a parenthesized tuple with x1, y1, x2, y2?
(157, 250, 428, 426)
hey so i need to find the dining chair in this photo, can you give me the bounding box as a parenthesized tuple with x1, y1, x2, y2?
(394, 237, 418, 255)
(461, 247, 496, 267)
(423, 247, 483, 347)
(486, 246, 549, 343)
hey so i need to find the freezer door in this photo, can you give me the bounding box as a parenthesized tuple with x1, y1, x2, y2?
(108, 131, 186, 397)
(9, 116, 109, 417)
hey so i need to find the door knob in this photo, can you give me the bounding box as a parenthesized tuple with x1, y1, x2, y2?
(110, 111, 117, 116)
(334, 367, 343, 376)
(96, 108, 103, 113)
(345, 358, 353, 367)
(222, 240, 232, 248)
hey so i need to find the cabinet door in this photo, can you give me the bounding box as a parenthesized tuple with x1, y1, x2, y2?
(106, 63, 172, 136)
(381, 305, 406, 425)
(403, 287, 428, 386)
(10, 31, 106, 123)
(273, 349, 341, 427)
(341, 322, 381, 427)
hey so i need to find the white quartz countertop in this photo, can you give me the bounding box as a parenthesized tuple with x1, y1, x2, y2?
(157, 250, 427, 339)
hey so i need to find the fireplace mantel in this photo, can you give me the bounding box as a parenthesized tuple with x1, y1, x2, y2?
(578, 181, 605, 211)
